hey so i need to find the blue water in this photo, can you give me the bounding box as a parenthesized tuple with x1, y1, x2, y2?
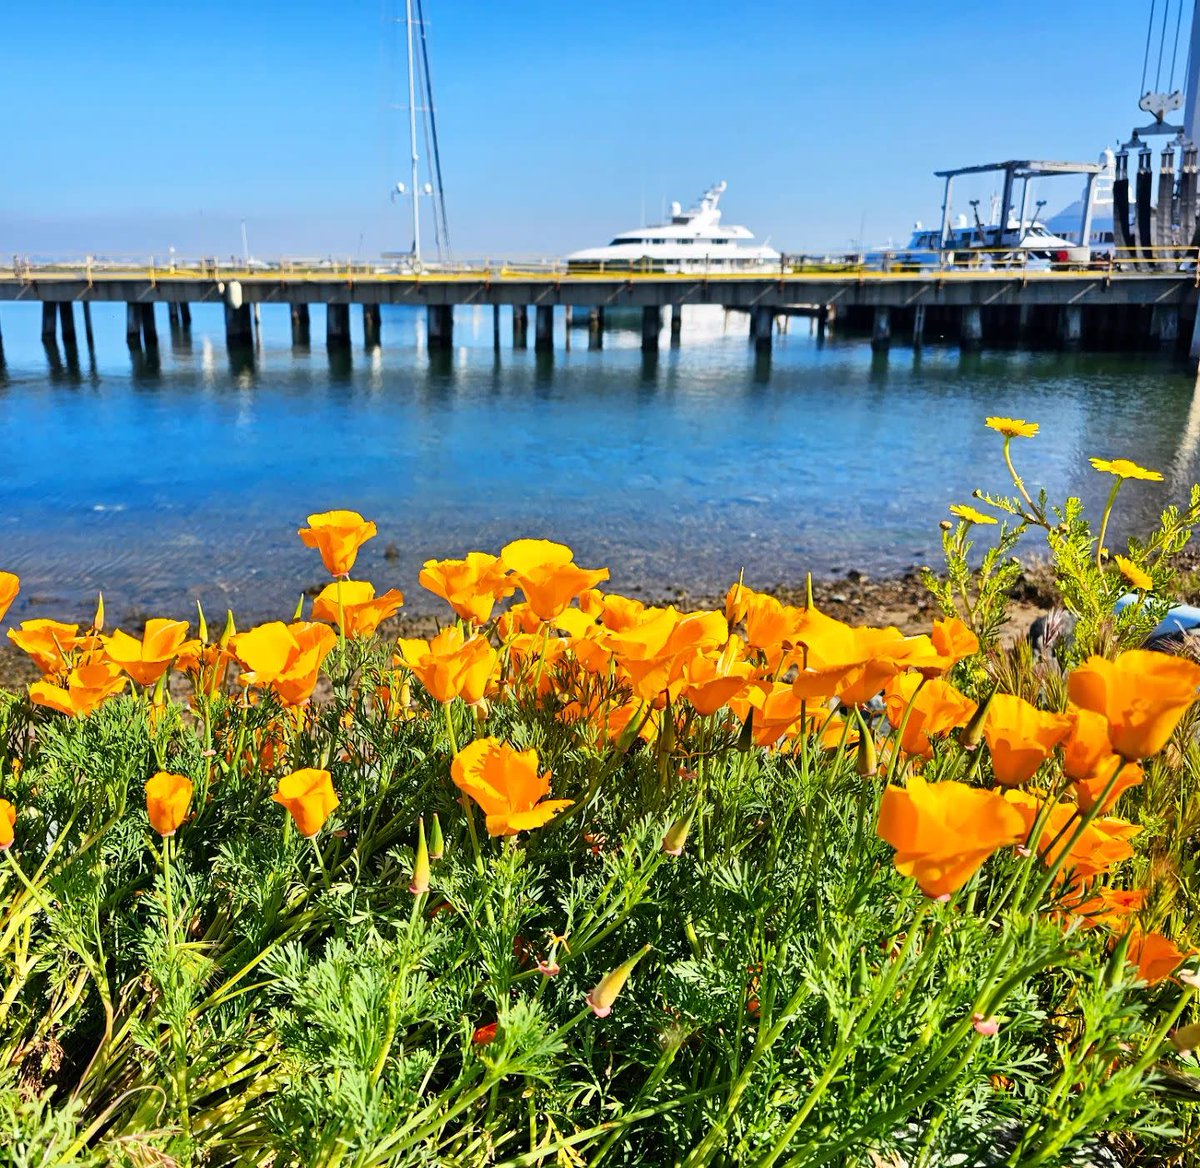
(0, 301, 1195, 624)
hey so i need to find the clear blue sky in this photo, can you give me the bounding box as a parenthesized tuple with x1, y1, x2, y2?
(0, 0, 1179, 258)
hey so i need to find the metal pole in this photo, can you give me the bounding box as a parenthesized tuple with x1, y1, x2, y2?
(939, 176, 954, 250)
(1185, 0, 1200, 142)
(1080, 173, 1098, 251)
(406, 0, 421, 266)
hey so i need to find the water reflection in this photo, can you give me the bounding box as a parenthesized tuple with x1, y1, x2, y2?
(0, 299, 1194, 623)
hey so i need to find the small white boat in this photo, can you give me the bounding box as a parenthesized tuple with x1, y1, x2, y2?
(566, 182, 781, 272)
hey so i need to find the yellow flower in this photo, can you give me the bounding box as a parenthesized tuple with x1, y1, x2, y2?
(948, 504, 997, 526)
(985, 417, 1038, 438)
(1089, 457, 1162, 482)
(1113, 555, 1152, 591)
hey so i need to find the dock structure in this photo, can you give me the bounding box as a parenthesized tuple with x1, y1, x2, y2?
(4, 263, 1200, 362)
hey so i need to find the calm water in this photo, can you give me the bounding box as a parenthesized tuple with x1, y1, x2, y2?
(0, 301, 1196, 624)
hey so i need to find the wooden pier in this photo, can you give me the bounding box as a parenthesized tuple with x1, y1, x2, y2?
(2, 262, 1199, 361)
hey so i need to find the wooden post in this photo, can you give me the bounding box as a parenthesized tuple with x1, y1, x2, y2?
(58, 302, 77, 347)
(179, 302, 192, 328)
(82, 302, 95, 350)
(588, 306, 604, 349)
(139, 302, 158, 348)
(752, 306, 775, 351)
(363, 304, 382, 348)
(535, 305, 554, 351)
(126, 303, 142, 349)
(290, 304, 311, 347)
(641, 306, 662, 352)
(1058, 305, 1083, 351)
(670, 304, 682, 345)
(513, 305, 529, 348)
(42, 302, 57, 343)
(326, 303, 351, 349)
(493, 304, 501, 351)
(960, 305, 983, 351)
(427, 304, 453, 350)
(225, 303, 253, 347)
(912, 303, 926, 348)
(870, 306, 891, 351)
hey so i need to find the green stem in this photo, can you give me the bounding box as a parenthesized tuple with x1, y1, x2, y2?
(1095, 479, 1123, 570)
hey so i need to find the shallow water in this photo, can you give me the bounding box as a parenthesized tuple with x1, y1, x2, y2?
(0, 301, 1195, 624)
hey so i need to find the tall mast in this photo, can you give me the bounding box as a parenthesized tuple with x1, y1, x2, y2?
(1186, 0, 1200, 142)
(405, 0, 421, 264)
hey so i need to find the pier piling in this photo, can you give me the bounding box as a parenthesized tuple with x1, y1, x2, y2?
(588, 306, 604, 349)
(225, 303, 253, 348)
(1152, 305, 1180, 350)
(126, 304, 142, 349)
(752, 306, 775, 351)
(58, 302, 77, 347)
(326, 304, 351, 350)
(912, 304, 926, 348)
(427, 304, 453, 350)
(870, 307, 891, 351)
(641, 306, 662, 352)
(670, 304, 682, 345)
(139, 303, 158, 348)
(41, 303, 57, 344)
(290, 304, 311, 348)
(493, 304, 501, 351)
(1058, 305, 1083, 351)
(535, 306, 554, 351)
(179, 302, 191, 329)
(168, 302, 181, 327)
(960, 306, 983, 351)
(513, 305, 529, 349)
(363, 304, 382, 349)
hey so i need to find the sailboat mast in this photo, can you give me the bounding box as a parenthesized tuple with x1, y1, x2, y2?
(1185, 0, 1200, 142)
(405, 0, 421, 264)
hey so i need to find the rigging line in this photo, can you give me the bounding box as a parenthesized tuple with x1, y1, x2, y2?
(415, 33, 439, 255)
(1143, 0, 1157, 96)
(1169, 0, 1185, 92)
(1156, 0, 1170, 91)
(417, 0, 451, 256)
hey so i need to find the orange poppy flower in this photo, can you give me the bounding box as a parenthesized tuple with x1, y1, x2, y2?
(8, 619, 92, 676)
(0, 572, 18, 624)
(1061, 706, 1114, 781)
(1072, 759, 1143, 814)
(1064, 887, 1145, 930)
(920, 617, 980, 675)
(311, 580, 405, 638)
(497, 602, 544, 639)
(174, 640, 236, 699)
(876, 775, 1026, 898)
(882, 674, 977, 759)
(419, 552, 515, 625)
(729, 682, 808, 749)
(1005, 791, 1140, 881)
(297, 509, 378, 577)
(272, 768, 339, 837)
(0, 798, 15, 849)
(104, 619, 191, 687)
(982, 694, 1071, 787)
(472, 1022, 498, 1046)
(232, 621, 338, 706)
(1068, 649, 1200, 760)
(145, 771, 193, 837)
(1123, 929, 1196, 985)
(450, 737, 573, 836)
(499, 539, 609, 622)
(680, 637, 755, 716)
(29, 660, 127, 717)
(580, 590, 646, 632)
(396, 626, 498, 705)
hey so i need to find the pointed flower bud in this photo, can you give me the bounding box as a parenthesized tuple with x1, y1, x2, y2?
(93, 592, 105, 633)
(409, 816, 431, 895)
(855, 710, 877, 777)
(293, 592, 306, 621)
(429, 812, 445, 861)
(196, 599, 209, 645)
(586, 944, 651, 1018)
(957, 691, 993, 752)
(736, 708, 755, 753)
(662, 807, 695, 857)
(219, 609, 237, 648)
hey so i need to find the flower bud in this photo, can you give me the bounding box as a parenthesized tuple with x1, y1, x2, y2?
(92, 591, 105, 633)
(957, 691, 993, 752)
(972, 1013, 999, 1037)
(586, 944, 651, 1018)
(429, 812, 445, 861)
(1170, 1022, 1200, 1056)
(855, 711, 877, 778)
(293, 592, 306, 621)
(736, 708, 755, 753)
(195, 599, 208, 645)
(409, 816, 431, 895)
(219, 610, 237, 648)
(662, 807, 695, 857)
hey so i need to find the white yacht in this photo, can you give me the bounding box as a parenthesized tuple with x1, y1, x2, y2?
(1045, 149, 1119, 252)
(566, 182, 781, 272)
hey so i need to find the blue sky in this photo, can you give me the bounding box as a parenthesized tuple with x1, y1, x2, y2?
(0, 0, 1179, 258)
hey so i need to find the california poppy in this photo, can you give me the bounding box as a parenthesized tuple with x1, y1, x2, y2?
(982, 694, 1071, 786)
(499, 539, 609, 622)
(232, 621, 338, 706)
(882, 674, 977, 759)
(298, 510, 378, 577)
(312, 580, 405, 638)
(1064, 886, 1145, 930)
(1069, 650, 1200, 760)
(8, 619, 92, 676)
(450, 738, 572, 836)
(876, 775, 1026, 898)
(0, 572, 18, 624)
(145, 771, 193, 837)
(1123, 929, 1195, 985)
(0, 799, 15, 849)
(273, 768, 339, 837)
(105, 619, 191, 687)
(396, 626, 498, 706)
(29, 660, 127, 717)
(419, 552, 515, 625)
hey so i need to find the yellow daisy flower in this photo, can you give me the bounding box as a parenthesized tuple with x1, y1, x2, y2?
(1089, 457, 1163, 482)
(949, 504, 998, 526)
(985, 417, 1039, 438)
(1114, 555, 1153, 591)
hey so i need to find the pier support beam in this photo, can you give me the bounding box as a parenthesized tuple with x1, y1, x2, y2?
(225, 303, 253, 348)
(641, 306, 662, 352)
(1189, 312, 1200, 368)
(82, 302, 94, 350)
(493, 305, 501, 350)
(535, 305, 554, 351)
(513, 305, 529, 349)
(870, 306, 891, 351)
(588, 306, 604, 349)
(326, 303, 351, 350)
(290, 304, 311, 348)
(816, 304, 830, 341)
(427, 304, 453, 350)
(168, 302, 181, 327)
(58, 302, 77, 347)
(670, 304, 682, 345)
(139, 303, 158, 348)
(912, 304, 926, 348)
(1152, 305, 1180, 351)
(1058, 305, 1083, 351)
(126, 304, 142, 349)
(363, 304, 382, 349)
(752, 306, 775, 351)
(960, 306, 983, 351)
(41, 303, 57, 344)
(564, 306, 573, 350)
(179, 302, 191, 329)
